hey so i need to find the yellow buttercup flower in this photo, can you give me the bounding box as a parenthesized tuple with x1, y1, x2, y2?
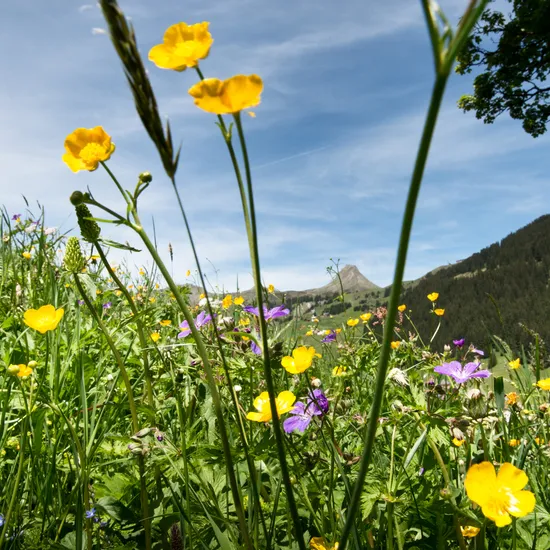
(188, 74, 263, 115)
(505, 392, 518, 406)
(149, 297, 156, 304)
(347, 318, 359, 327)
(452, 437, 465, 447)
(62, 126, 115, 172)
(434, 308, 445, 316)
(306, 330, 313, 337)
(159, 320, 172, 327)
(267, 284, 275, 293)
(391, 341, 401, 350)
(22, 252, 31, 259)
(281, 346, 317, 374)
(397, 304, 406, 312)
(148, 22, 213, 71)
(239, 317, 250, 326)
(460, 526, 480, 538)
(199, 293, 206, 300)
(508, 439, 521, 447)
(508, 358, 521, 370)
(427, 292, 439, 302)
(310, 537, 339, 550)
(8, 364, 32, 378)
(246, 391, 295, 422)
(535, 437, 545, 445)
(332, 365, 346, 377)
(465, 462, 535, 526)
(114, 290, 122, 296)
(151, 332, 160, 342)
(360, 313, 371, 322)
(24, 305, 64, 334)
(536, 378, 550, 390)
(186, 270, 191, 277)
(335, 328, 342, 334)
(234, 296, 244, 306)
(222, 294, 233, 309)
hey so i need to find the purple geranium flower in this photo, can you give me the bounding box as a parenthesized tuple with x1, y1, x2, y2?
(453, 338, 465, 348)
(178, 311, 214, 338)
(250, 340, 261, 355)
(77, 300, 85, 306)
(85, 508, 96, 519)
(243, 304, 290, 320)
(434, 361, 490, 384)
(283, 389, 328, 433)
(322, 330, 336, 343)
(103, 302, 112, 309)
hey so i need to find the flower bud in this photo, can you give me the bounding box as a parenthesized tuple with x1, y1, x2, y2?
(28, 360, 38, 368)
(75, 204, 101, 242)
(63, 237, 86, 273)
(7, 365, 20, 375)
(70, 191, 86, 205)
(139, 172, 153, 183)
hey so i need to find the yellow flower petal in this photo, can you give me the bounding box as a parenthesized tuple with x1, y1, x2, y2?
(397, 304, 406, 312)
(508, 490, 536, 518)
(188, 74, 263, 115)
(496, 463, 528, 493)
(460, 526, 480, 538)
(508, 358, 521, 369)
(536, 378, 550, 390)
(465, 462, 497, 509)
(427, 292, 439, 301)
(434, 308, 445, 316)
(24, 305, 65, 334)
(148, 22, 213, 71)
(63, 126, 115, 172)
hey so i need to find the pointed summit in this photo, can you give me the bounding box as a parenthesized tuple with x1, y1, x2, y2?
(317, 264, 379, 294)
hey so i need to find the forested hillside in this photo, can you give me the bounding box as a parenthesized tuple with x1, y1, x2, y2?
(400, 215, 550, 354)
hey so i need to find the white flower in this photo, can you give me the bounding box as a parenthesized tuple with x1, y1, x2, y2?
(388, 368, 409, 387)
(311, 378, 322, 388)
(106, 373, 114, 381)
(233, 385, 242, 392)
(44, 227, 56, 236)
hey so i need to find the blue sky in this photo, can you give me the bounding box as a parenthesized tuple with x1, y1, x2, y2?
(2, 0, 549, 291)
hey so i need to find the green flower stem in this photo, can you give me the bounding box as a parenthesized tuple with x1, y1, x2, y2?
(130, 224, 253, 550)
(101, 161, 132, 206)
(73, 273, 152, 550)
(195, 67, 254, 251)
(0, 420, 27, 550)
(233, 112, 306, 550)
(158, 176, 268, 541)
(94, 242, 154, 406)
(338, 74, 450, 550)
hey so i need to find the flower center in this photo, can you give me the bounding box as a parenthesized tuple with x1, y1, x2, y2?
(79, 143, 104, 164)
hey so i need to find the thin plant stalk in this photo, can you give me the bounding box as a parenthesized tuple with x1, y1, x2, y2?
(73, 273, 152, 550)
(233, 112, 306, 549)
(339, 73, 449, 548)
(94, 242, 154, 406)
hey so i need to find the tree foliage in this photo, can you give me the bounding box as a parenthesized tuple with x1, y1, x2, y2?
(456, 0, 550, 137)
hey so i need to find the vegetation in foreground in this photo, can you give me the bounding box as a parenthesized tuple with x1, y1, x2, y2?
(2, 0, 549, 548)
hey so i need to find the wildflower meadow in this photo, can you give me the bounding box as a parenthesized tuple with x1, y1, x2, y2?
(1, 1, 550, 548)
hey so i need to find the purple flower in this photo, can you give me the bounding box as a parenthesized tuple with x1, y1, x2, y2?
(102, 302, 112, 309)
(250, 340, 262, 355)
(433, 361, 491, 384)
(322, 330, 336, 343)
(470, 347, 485, 356)
(11, 214, 21, 221)
(77, 300, 85, 306)
(453, 338, 465, 348)
(283, 389, 328, 433)
(243, 304, 290, 321)
(178, 311, 213, 338)
(85, 508, 96, 519)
